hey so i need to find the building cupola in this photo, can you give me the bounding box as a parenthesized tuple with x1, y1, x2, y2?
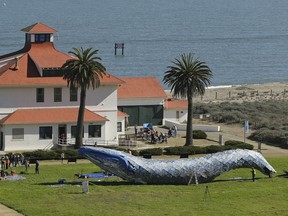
(21, 22, 58, 44)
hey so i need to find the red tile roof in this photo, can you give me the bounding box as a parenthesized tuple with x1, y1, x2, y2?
(164, 99, 188, 109)
(21, 22, 57, 33)
(117, 77, 167, 99)
(0, 23, 124, 87)
(28, 43, 72, 68)
(117, 110, 129, 117)
(0, 108, 108, 125)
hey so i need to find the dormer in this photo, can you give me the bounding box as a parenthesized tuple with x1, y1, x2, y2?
(21, 22, 57, 44)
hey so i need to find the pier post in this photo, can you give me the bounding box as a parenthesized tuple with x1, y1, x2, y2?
(115, 43, 124, 55)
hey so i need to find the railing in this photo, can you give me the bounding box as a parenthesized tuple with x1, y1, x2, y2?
(56, 138, 119, 147)
(43, 141, 54, 150)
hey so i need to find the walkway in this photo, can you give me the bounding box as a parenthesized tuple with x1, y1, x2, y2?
(0, 203, 23, 216)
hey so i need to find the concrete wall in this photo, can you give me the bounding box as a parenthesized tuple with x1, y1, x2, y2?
(0, 85, 117, 112)
(163, 109, 187, 124)
(2, 122, 110, 151)
(165, 120, 220, 132)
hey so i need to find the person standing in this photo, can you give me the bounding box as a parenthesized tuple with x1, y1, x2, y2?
(24, 159, 29, 174)
(134, 124, 138, 136)
(251, 167, 256, 182)
(172, 124, 177, 137)
(61, 152, 65, 164)
(35, 160, 40, 174)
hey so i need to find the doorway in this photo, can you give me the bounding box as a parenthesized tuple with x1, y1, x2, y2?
(176, 111, 180, 120)
(58, 125, 67, 144)
(0, 132, 3, 150)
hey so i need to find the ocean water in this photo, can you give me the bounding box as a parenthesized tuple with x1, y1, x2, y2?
(1, 0, 288, 88)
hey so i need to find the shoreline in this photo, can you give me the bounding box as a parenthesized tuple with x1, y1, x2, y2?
(166, 81, 288, 103)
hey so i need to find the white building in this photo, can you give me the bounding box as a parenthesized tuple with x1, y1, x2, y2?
(117, 77, 167, 126)
(0, 22, 125, 151)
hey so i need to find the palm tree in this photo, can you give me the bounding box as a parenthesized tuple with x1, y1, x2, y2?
(163, 53, 212, 146)
(62, 47, 106, 148)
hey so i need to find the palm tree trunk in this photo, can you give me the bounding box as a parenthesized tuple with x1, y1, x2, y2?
(75, 86, 86, 149)
(185, 95, 193, 146)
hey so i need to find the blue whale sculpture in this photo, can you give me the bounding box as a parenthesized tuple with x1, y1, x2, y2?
(79, 147, 276, 185)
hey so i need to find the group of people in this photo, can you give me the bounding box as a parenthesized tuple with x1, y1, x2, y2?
(0, 154, 40, 179)
(0, 153, 25, 170)
(140, 128, 168, 144)
(138, 124, 178, 144)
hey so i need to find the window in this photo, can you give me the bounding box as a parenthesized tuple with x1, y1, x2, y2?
(39, 126, 52, 139)
(35, 34, 50, 42)
(88, 125, 101, 138)
(12, 128, 24, 140)
(36, 88, 44, 102)
(25, 33, 31, 43)
(70, 87, 78, 102)
(71, 126, 84, 138)
(117, 122, 122, 132)
(54, 88, 62, 102)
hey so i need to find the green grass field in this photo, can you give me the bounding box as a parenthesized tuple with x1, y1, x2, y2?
(0, 157, 288, 216)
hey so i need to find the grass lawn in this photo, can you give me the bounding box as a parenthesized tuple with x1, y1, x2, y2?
(0, 157, 288, 216)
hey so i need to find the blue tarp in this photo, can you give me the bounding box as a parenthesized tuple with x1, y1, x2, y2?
(81, 173, 106, 178)
(143, 123, 153, 129)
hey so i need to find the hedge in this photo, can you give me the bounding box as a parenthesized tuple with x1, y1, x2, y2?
(193, 130, 207, 139)
(139, 148, 163, 156)
(225, 140, 254, 150)
(22, 149, 80, 160)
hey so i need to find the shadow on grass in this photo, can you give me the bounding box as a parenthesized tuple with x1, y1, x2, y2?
(37, 179, 139, 186)
(213, 176, 272, 183)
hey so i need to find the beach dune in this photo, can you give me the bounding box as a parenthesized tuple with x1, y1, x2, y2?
(166, 82, 288, 103)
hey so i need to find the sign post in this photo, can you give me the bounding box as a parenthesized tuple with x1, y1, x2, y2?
(244, 120, 249, 144)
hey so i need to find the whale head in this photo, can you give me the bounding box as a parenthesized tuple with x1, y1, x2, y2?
(79, 147, 140, 181)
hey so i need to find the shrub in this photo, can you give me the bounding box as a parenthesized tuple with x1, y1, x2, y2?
(23, 150, 58, 160)
(193, 130, 207, 139)
(164, 146, 187, 155)
(164, 146, 207, 155)
(225, 140, 254, 150)
(204, 145, 231, 153)
(139, 148, 163, 156)
(23, 149, 81, 160)
(225, 140, 244, 146)
(249, 129, 288, 148)
(54, 149, 79, 158)
(234, 143, 254, 150)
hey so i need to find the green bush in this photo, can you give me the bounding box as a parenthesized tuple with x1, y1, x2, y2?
(54, 149, 79, 158)
(249, 129, 288, 148)
(164, 146, 206, 155)
(23, 149, 81, 160)
(164, 144, 253, 155)
(225, 140, 254, 150)
(23, 150, 58, 160)
(204, 145, 231, 153)
(193, 130, 207, 139)
(139, 148, 163, 156)
(225, 140, 244, 146)
(234, 143, 254, 150)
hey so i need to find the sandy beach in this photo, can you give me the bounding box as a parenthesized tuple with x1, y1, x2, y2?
(166, 82, 288, 103)
(195, 82, 288, 103)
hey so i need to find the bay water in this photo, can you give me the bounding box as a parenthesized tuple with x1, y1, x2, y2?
(1, 0, 288, 88)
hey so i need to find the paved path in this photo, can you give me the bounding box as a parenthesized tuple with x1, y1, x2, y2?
(0, 203, 23, 216)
